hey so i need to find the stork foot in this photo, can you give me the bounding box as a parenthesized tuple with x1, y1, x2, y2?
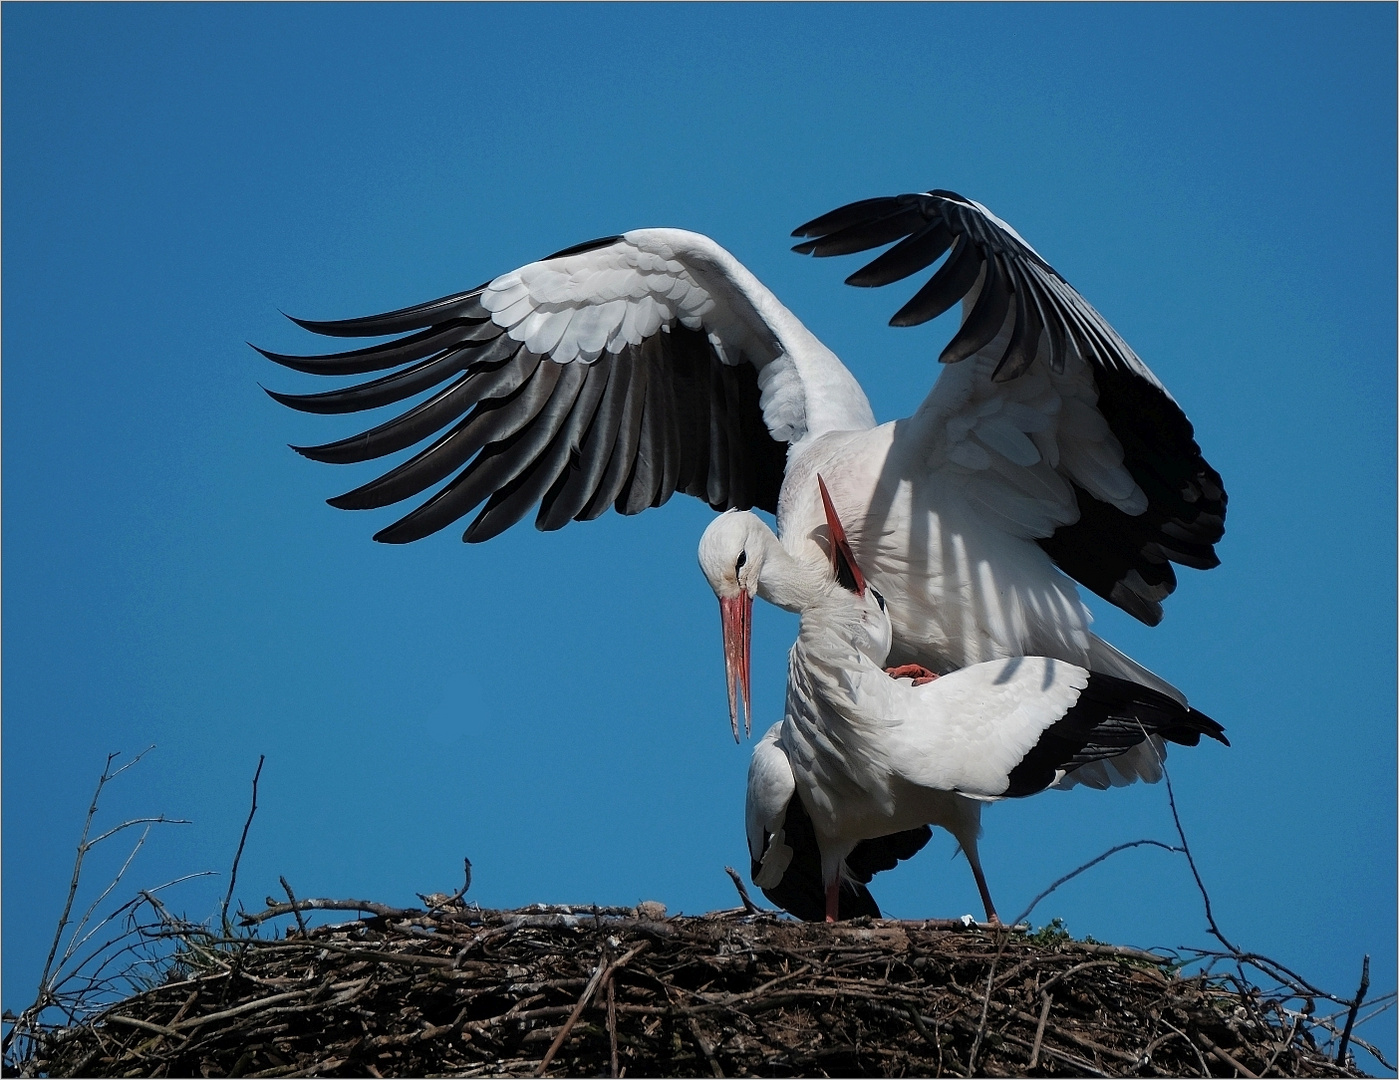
(825, 880, 840, 923)
(886, 664, 939, 686)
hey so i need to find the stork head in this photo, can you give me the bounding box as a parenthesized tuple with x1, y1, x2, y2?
(698, 510, 772, 741)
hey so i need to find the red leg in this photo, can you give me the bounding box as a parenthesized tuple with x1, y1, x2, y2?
(966, 851, 1000, 925)
(825, 879, 840, 923)
(885, 664, 939, 686)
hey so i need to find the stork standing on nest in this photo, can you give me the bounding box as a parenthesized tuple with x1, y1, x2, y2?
(261, 190, 1225, 743)
(700, 479, 1228, 924)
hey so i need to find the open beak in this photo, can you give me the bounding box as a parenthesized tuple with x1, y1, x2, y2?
(719, 591, 753, 741)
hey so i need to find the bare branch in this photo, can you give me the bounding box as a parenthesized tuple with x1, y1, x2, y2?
(1161, 767, 1238, 954)
(1011, 839, 1183, 927)
(1335, 954, 1370, 1066)
(222, 755, 265, 935)
(723, 866, 765, 915)
(59, 825, 154, 972)
(34, 747, 162, 1006)
(238, 897, 425, 926)
(86, 815, 192, 850)
(280, 877, 309, 937)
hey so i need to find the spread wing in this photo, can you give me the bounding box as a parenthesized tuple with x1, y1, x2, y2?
(260, 229, 874, 544)
(792, 191, 1226, 625)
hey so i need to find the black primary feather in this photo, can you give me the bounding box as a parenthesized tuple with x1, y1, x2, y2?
(793, 188, 1228, 625)
(260, 241, 787, 544)
(1003, 671, 1228, 799)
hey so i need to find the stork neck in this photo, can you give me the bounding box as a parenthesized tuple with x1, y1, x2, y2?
(754, 536, 828, 613)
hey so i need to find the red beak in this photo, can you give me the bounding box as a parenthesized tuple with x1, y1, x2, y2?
(719, 591, 753, 741)
(818, 475, 866, 595)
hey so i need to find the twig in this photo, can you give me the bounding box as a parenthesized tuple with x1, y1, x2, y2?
(38, 749, 154, 995)
(1258, 1014, 1299, 1077)
(966, 924, 1014, 1074)
(239, 897, 425, 926)
(57, 826, 154, 971)
(1011, 838, 1183, 926)
(1197, 1030, 1259, 1078)
(535, 943, 647, 1076)
(280, 877, 308, 938)
(686, 1015, 724, 1078)
(222, 755, 265, 935)
(1160, 1015, 1213, 1078)
(105, 1014, 179, 1038)
(1335, 954, 1370, 1066)
(535, 955, 610, 1077)
(1161, 767, 1237, 953)
(723, 867, 764, 915)
(1028, 991, 1052, 1069)
(450, 858, 474, 906)
(607, 968, 619, 1078)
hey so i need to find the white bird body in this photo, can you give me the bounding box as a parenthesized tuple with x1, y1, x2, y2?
(779, 423, 1097, 672)
(266, 189, 1224, 732)
(717, 492, 1227, 923)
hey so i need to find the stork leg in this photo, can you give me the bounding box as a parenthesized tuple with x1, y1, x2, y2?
(885, 664, 939, 686)
(964, 845, 1000, 925)
(824, 879, 840, 923)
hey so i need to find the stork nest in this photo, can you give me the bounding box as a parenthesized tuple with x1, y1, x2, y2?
(14, 898, 1370, 1079)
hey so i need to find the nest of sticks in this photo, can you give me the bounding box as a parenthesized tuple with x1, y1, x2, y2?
(15, 893, 1371, 1079)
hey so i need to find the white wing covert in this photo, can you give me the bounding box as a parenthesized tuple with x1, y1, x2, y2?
(885, 657, 1227, 799)
(793, 191, 1227, 625)
(262, 230, 873, 544)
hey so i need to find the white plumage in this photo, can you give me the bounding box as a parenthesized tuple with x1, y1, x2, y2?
(704, 484, 1227, 922)
(264, 188, 1225, 736)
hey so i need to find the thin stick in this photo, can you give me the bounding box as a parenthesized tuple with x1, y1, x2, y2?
(57, 827, 157, 970)
(1197, 1030, 1260, 1078)
(1011, 838, 1183, 927)
(448, 858, 473, 906)
(1028, 991, 1052, 1069)
(222, 755, 265, 935)
(38, 751, 139, 995)
(723, 867, 763, 915)
(535, 943, 646, 1077)
(687, 1015, 724, 1078)
(279, 878, 309, 938)
(607, 970, 619, 1078)
(1335, 954, 1370, 1066)
(85, 815, 191, 850)
(966, 924, 1013, 1074)
(1259, 1014, 1299, 1077)
(535, 954, 610, 1077)
(240, 898, 429, 926)
(1161, 767, 1237, 953)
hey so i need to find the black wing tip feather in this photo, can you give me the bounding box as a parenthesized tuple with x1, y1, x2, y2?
(797, 190, 1230, 624)
(542, 235, 624, 261)
(274, 317, 785, 545)
(1002, 672, 1227, 799)
(283, 286, 489, 339)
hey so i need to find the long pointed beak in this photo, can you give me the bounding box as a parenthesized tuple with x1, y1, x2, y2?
(719, 591, 753, 741)
(818, 475, 866, 595)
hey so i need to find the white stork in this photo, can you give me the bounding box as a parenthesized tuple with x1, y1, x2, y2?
(260, 190, 1226, 738)
(708, 479, 1228, 924)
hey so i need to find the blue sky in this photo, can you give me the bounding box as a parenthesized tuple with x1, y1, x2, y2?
(4, 3, 1395, 1066)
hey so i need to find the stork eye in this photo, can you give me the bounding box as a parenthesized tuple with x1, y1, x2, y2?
(735, 550, 747, 573)
(872, 587, 886, 612)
